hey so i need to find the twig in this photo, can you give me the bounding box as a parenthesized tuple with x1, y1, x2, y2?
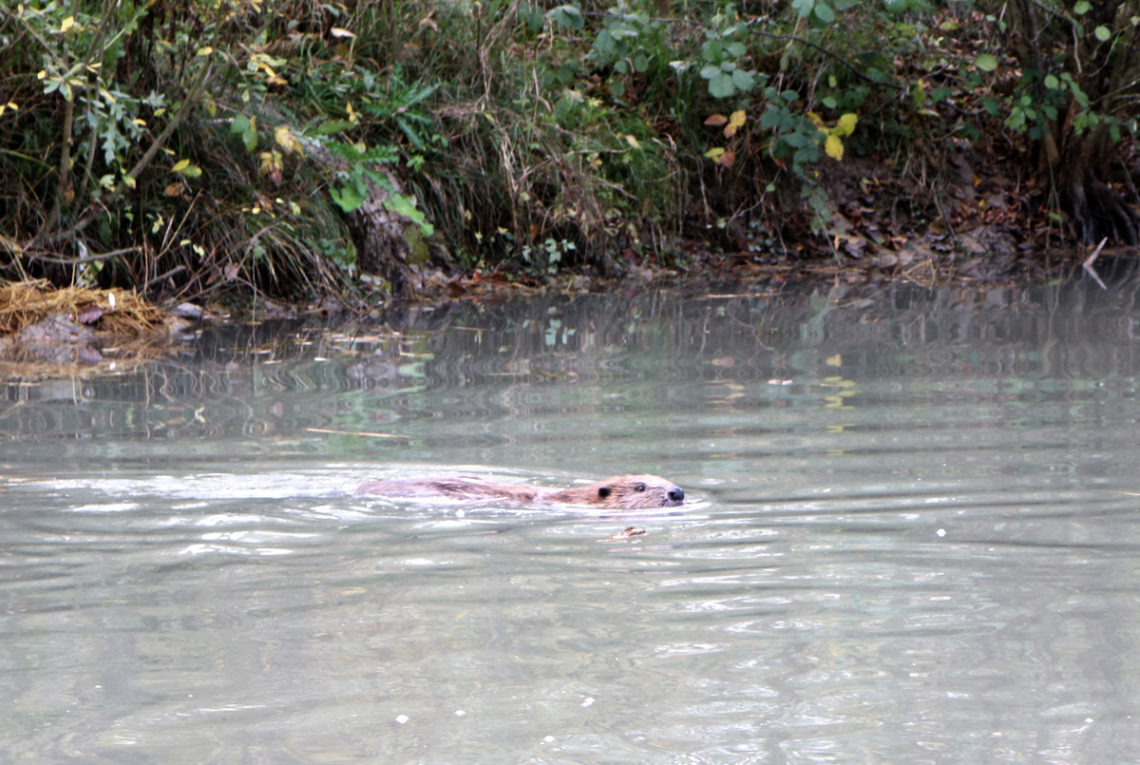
(145, 265, 187, 290)
(305, 427, 411, 440)
(31, 246, 141, 265)
(748, 27, 905, 90)
(1082, 236, 1108, 289)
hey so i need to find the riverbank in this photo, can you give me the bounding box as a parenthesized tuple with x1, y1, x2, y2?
(2, 2, 1136, 307)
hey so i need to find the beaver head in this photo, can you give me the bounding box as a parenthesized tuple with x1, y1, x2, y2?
(561, 473, 685, 510)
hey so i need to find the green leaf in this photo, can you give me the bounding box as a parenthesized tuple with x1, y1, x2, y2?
(1094, 25, 1111, 41)
(310, 119, 356, 136)
(1073, 0, 1091, 15)
(547, 5, 583, 29)
(709, 73, 735, 99)
(974, 53, 999, 72)
(385, 193, 434, 236)
(813, 3, 835, 23)
(330, 183, 363, 213)
(760, 108, 782, 129)
(731, 68, 756, 92)
(701, 39, 723, 63)
(1043, 74, 1060, 90)
(594, 29, 615, 57)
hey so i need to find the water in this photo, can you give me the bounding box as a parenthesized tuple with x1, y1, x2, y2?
(3, 275, 1140, 762)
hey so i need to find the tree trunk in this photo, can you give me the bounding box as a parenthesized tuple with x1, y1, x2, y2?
(1058, 125, 1139, 245)
(1005, 0, 1140, 245)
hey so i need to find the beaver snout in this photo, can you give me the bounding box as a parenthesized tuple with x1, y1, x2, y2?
(667, 487, 684, 505)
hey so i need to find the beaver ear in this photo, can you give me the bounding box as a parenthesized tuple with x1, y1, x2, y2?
(597, 486, 612, 499)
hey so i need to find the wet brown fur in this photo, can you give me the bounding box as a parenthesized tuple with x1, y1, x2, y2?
(355, 473, 685, 510)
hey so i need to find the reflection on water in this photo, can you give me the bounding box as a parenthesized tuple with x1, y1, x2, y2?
(3, 276, 1140, 762)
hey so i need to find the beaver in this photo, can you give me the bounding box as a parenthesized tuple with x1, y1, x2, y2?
(355, 473, 685, 510)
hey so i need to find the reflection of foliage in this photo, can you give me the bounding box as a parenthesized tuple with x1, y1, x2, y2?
(3, 282, 1140, 450)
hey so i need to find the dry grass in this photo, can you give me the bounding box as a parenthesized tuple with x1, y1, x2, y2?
(0, 280, 166, 337)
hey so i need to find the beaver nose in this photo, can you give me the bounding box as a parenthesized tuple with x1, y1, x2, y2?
(668, 487, 684, 504)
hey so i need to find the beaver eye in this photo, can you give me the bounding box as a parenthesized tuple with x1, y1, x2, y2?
(635, 483, 646, 492)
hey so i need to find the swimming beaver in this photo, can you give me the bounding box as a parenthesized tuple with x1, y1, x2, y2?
(355, 473, 685, 510)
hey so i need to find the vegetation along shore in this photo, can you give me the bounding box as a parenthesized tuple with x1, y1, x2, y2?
(2, 0, 1138, 310)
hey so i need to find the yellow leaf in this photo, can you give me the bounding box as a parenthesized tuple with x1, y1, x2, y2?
(624, 134, 640, 149)
(825, 134, 844, 161)
(275, 126, 300, 155)
(259, 150, 283, 173)
(122, 173, 137, 189)
(725, 109, 747, 137)
(197, 46, 213, 57)
(60, 16, 75, 32)
(172, 158, 190, 172)
(835, 112, 858, 137)
(704, 147, 726, 160)
(807, 111, 824, 128)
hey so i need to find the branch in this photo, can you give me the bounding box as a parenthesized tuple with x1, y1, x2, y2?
(747, 25, 905, 91)
(30, 246, 141, 265)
